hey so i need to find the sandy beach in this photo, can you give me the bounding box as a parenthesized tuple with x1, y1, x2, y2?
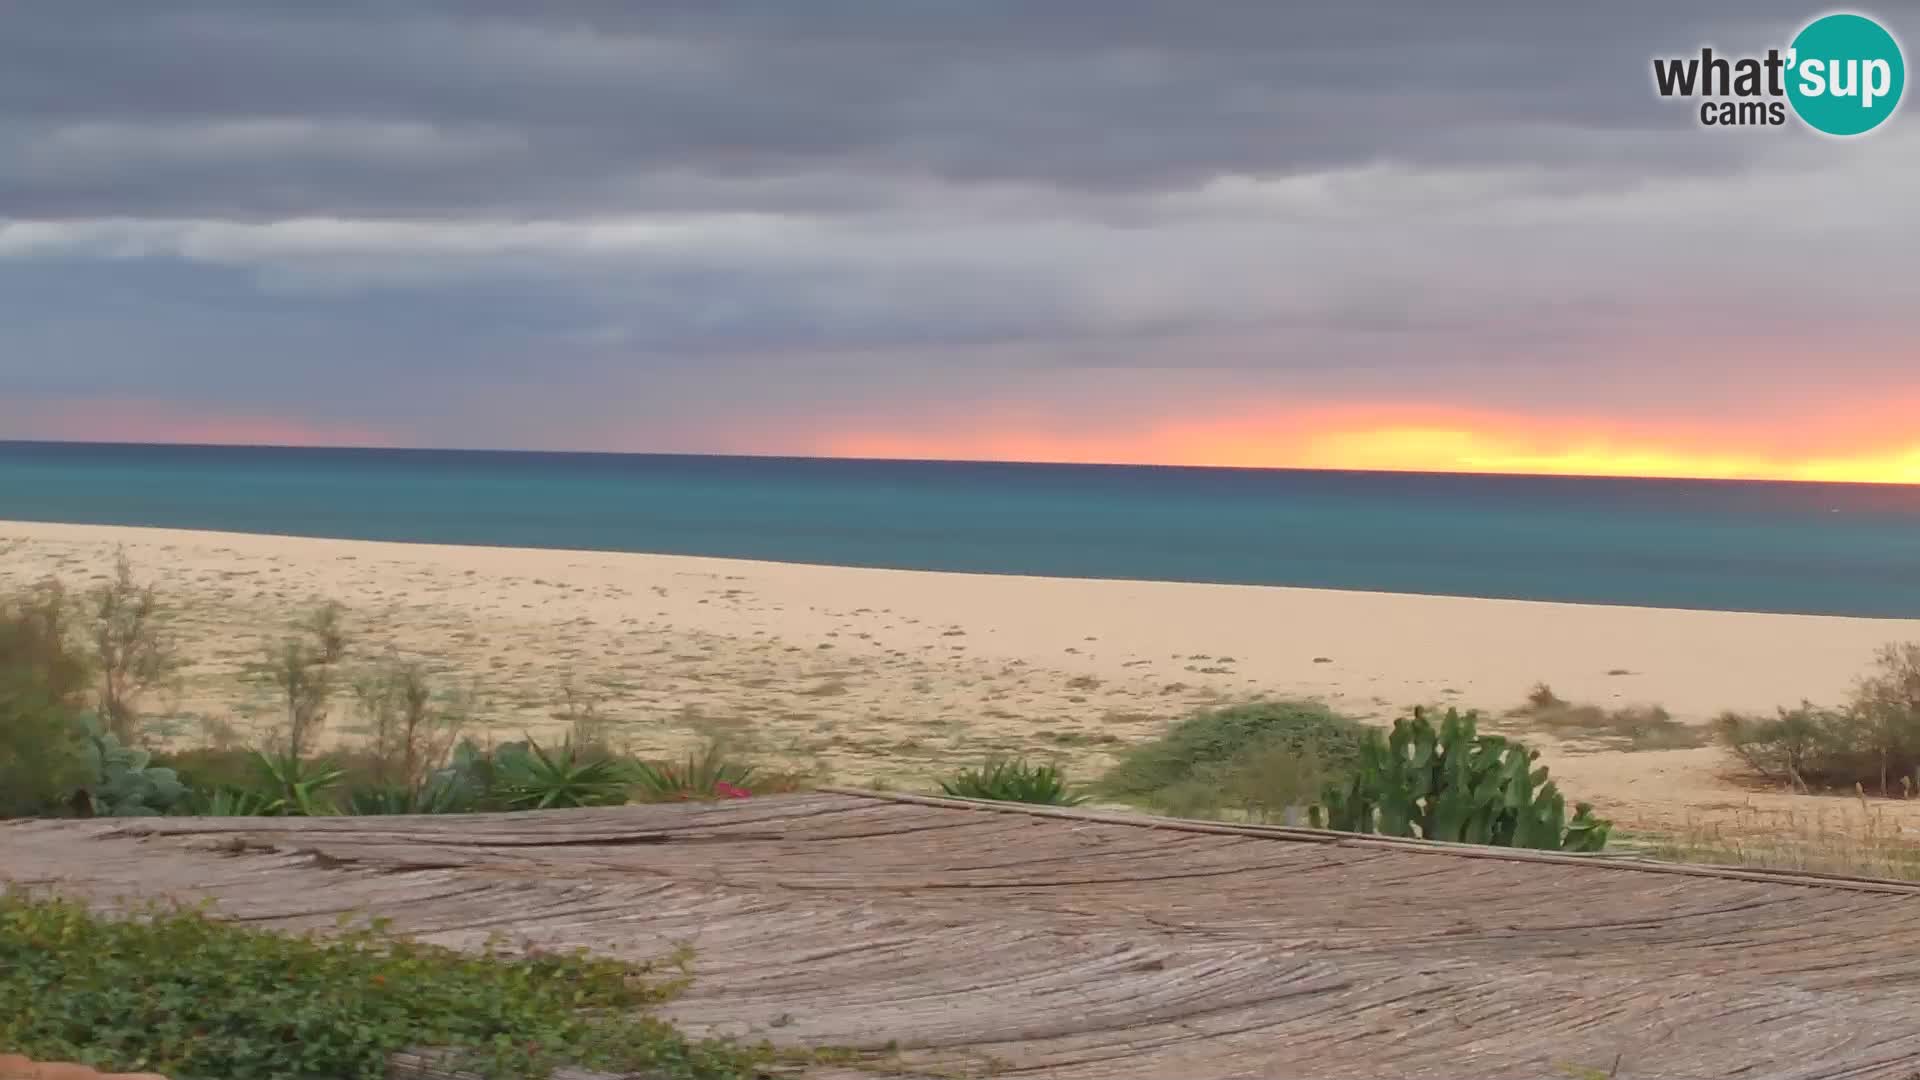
(4, 518, 1918, 835)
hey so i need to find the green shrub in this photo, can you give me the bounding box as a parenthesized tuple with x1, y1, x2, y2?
(1712, 704, 1841, 791)
(1203, 739, 1331, 822)
(939, 758, 1085, 805)
(153, 745, 261, 793)
(256, 600, 350, 758)
(0, 583, 95, 817)
(83, 551, 180, 744)
(0, 697, 91, 818)
(1313, 707, 1611, 852)
(1851, 642, 1920, 792)
(1714, 643, 1920, 794)
(351, 659, 470, 792)
(0, 888, 763, 1079)
(1095, 700, 1370, 818)
(431, 737, 501, 802)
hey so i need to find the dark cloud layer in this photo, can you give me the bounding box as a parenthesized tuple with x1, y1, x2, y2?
(1, 1, 1820, 218)
(0, 2, 1915, 454)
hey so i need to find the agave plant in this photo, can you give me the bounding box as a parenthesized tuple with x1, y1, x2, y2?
(344, 772, 476, 816)
(248, 749, 345, 817)
(192, 785, 275, 817)
(939, 758, 1085, 806)
(628, 741, 757, 802)
(493, 736, 627, 810)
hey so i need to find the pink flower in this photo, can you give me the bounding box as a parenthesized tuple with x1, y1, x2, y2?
(714, 781, 752, 799)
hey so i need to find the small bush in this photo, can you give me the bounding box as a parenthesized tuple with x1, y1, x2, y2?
(1205, 739, 1330, 822)
(0, 889, 763, 1079)
(257, 601, 350, 758)
(1095, 700, 1370, 819)
(1524, 682, 1563, 710)
(1714, 643, 1920, 794)
(1506, 685, 1707, 752)
(352, 658, 470, 792)
(550, 682, 618, 760)
(153, 745, 261, 792)
(0, 699, 92, 819)
(0, 582, 95, 817)
(83, 551, 180, 744)
(1712, 704, 1837, 791)
(939, 758, 1085, 805)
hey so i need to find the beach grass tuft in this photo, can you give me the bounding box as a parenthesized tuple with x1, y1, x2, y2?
(1643, 796, 1920, 881)
(1505, 683, 1708, 752)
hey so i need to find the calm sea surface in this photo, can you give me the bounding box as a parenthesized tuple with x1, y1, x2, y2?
(2, 441, 1917, 618)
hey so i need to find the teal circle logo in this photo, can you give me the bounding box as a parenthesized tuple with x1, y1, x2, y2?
(1787, 13, 1905, 135)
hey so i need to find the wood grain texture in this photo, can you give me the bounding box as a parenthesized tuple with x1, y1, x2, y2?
(6, 790, 1920, 1080)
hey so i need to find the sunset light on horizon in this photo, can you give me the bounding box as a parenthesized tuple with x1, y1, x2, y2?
(818, 405, 1920, 485)
(12, 400, 1920, 486)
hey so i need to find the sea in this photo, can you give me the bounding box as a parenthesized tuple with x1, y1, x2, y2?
(1, 440, 1917, 619)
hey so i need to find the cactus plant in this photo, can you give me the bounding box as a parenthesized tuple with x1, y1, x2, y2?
(78, 716, 188, 816)
(1312, 707, 1611, 852)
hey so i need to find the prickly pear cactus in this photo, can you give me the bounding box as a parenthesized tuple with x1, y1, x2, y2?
(1311, 707, 1612, 852)
(79, 717, 188, 816)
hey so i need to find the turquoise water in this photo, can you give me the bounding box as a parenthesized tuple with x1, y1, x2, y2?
(2, 440, 1917, 617)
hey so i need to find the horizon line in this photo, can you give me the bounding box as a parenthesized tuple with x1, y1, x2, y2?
(5, 436, 1919, 489)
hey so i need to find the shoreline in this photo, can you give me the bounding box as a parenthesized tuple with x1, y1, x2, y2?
(8, 513, 1915, 623)
(17, 512, 1916, 620)
(6, 518, 1920, 832)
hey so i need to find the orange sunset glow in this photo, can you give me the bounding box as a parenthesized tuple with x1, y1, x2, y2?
(819, 406, 1920, 485)
(15, 398, 1920, 487)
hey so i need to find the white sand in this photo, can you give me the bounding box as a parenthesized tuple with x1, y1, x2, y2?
(5, 519, 1918, 834)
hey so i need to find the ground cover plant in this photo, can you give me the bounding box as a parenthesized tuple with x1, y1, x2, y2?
(0, 889, 766, 1080)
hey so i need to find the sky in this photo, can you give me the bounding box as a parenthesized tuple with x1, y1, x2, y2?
(3, 2, 1918, 482)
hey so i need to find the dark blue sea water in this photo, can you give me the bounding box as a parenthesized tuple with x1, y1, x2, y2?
(2, 440, 1917, 618)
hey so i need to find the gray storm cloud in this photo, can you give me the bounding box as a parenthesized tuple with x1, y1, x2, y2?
(0, 1, 1913, 448)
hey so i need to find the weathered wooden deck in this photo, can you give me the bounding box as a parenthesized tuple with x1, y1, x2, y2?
(7, 789, 1920, 1080)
